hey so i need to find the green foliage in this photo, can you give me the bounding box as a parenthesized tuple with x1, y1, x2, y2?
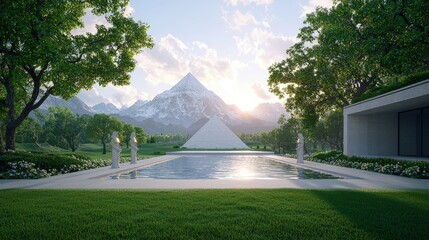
(43, 107, 87, 151)
(0, 0, 153, 150)
(134, 127, 147, 144)
(147, 133, 189, 143)
(86, 114, 123, 154)
(121, 123, 135, 148)
(121, 124, 147, 147)
(15, 118, 42, 144)
(1, 190, 428, 239)
(309, 150, 429, 179)
(314, 110, 343, 150)
(262, 116, 300, 154)
(268, 0, 429, 132)
(352, 70, 429, 103)
(0, 151, 86, 172)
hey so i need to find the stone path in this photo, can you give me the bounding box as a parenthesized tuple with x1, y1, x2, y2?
(1, 153, 428, 190)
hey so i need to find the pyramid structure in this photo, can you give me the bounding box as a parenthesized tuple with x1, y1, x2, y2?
(183, 118, 249, 149)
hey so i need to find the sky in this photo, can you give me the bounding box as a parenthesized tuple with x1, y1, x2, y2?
(76, 0, 333, 111)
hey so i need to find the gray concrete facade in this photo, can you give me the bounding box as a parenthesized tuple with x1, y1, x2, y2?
(344, 79, 429, 157)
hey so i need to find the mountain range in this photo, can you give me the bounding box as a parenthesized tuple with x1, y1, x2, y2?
(39, 73, 288, 134)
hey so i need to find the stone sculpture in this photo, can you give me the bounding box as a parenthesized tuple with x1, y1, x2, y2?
(111, 131, 121, 169)
(130, 132, 138, 164)
(297, 133, 304, 163)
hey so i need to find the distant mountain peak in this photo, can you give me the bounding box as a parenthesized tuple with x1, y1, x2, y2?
(169, 72, 209, 93)
(92, 102, 119, 114)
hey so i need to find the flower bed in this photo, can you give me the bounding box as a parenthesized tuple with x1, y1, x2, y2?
(0, 151, 132, 179)
(307, 150, 429, 179)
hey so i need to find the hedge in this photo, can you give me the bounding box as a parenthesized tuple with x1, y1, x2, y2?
(307, 150, 429, 179)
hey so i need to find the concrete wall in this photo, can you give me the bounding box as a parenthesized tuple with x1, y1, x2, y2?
(344, 79, 429, 157)
(344, 113, 397, 156)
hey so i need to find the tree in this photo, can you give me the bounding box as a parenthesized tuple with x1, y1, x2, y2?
(0, 0, 153, 151)
(268, 0, 429, 132)
(43, 107, 87, 152)
(120, 124, 146, 148)
(315, 111, 343, 150)
(16, 118, 42, 146)
(276, 116, 300, 154)
(86, 114, 123, 154)
(122, 123, 135, 148)
(134, 127, 147, 144)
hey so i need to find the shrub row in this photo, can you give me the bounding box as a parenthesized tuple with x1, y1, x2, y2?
(307, 150, 429, 179)
(0, 151, 130, 179)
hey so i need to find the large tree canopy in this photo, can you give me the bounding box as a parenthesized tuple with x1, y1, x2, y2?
(0, 0, 153, 151)
(268, 0, 429, 129)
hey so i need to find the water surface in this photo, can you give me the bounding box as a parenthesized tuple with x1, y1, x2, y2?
(111, 155, 338, 180)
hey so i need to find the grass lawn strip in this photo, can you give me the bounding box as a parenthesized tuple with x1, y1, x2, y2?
(0, 189, 428, 239)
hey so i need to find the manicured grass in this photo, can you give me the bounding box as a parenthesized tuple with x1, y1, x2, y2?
(15, 142, 186, 160)
(0, 190, 428, 239)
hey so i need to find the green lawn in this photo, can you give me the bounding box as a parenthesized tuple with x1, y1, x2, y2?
(0, 190, 428, 239)
(16, 142, 186, 160)
(15, 142, 272, 160)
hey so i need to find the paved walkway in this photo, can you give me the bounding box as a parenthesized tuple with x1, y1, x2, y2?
(1, 153, 428, 190)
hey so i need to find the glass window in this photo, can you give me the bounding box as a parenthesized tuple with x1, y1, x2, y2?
(399, 110, 421, 156)
(423, 108, 429, 157)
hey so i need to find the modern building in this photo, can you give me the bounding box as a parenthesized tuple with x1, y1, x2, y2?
(183, 118, 249, 149)
(344, 79, 429, 158)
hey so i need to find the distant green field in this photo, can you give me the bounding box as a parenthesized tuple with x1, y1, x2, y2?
(0, 189, 428, 240)
(16, 142, 185, 160)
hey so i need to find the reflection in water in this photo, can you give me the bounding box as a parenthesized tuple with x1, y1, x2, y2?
(112, 156, 338, 180)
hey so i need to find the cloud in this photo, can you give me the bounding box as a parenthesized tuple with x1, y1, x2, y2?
(301, 0, 333, 17)
(223, 10, 260, 30)
(71, 3, 134, 35)
(124, 5, 134, 16)
(225, 0, 273, 6)
(135, 34, 243, 88)
(233, 28, 296, 69)
(252, 83, 271, 100)
(71, 9, 110, 35)
(107, 84, 149, 107)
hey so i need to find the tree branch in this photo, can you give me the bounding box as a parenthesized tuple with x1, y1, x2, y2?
(67, 53, 84, 63)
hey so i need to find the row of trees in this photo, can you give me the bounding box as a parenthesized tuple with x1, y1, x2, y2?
(147, 133, 190, 144)
(17, 107, 147, 154)
(241, 111, 342, 154)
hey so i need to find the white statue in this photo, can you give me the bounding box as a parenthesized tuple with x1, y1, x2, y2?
(296, 133, 304, 163)
(111, 131, 121, 168)
(130, 132, 138, 164)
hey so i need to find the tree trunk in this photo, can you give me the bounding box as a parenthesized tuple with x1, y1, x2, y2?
(5, 125, 16, 151)
(2, 63, 51, 152)
(102, 139, 106, 154)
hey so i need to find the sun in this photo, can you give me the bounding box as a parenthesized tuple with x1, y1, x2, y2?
(231, 92, 260, 112)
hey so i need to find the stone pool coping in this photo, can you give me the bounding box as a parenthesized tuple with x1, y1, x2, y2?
(1, 153, 428, 190)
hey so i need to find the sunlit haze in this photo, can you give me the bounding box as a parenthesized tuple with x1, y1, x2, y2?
(77, 0, 333, 112)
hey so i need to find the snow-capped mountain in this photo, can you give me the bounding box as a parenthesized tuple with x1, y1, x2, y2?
(118, 99, 148, 116)
(39, 95, 93, 115)
(36, 73, 288, 134)
(128, 73, 241, 127)
(91, 102, 119, 114)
